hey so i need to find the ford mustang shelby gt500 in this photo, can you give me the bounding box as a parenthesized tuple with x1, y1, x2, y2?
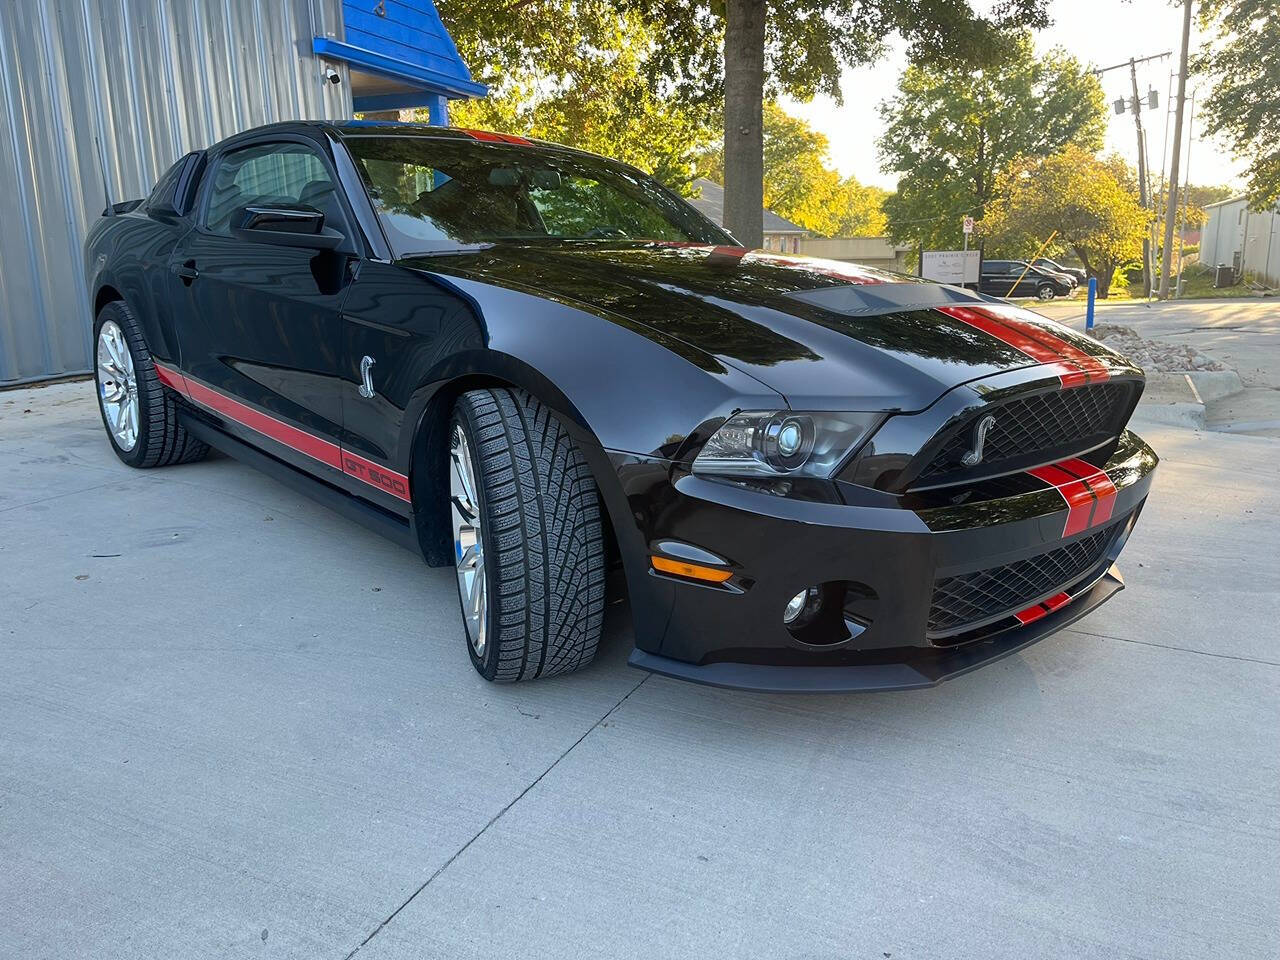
(84, 121, 1157, 692)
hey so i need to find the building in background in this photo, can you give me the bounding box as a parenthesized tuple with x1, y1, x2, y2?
(688, 178, 911, 271)
(0, 0, 482, 386)
(1200, 197, 1280, 287)
(689, 178, 811, 253)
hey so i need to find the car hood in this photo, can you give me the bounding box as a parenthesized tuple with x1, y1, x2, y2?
(398, 243, 1126, 411)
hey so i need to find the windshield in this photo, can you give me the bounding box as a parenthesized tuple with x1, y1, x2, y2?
(343, 135, 732, 256)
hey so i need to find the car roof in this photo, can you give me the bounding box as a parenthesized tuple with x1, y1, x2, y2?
(212, 119, 605, 163)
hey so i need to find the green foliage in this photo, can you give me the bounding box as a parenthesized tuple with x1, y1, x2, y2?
(698, 104, 888, 236)
(1193, 0, 1280, 210)
(617, 0, 1052, 105)
(436, 4, 715, 192)
(982, 146, 1149, 298)
(878, 33, 1106, 251)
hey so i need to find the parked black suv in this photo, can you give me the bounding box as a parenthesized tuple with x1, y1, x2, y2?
(1032, 257, 1088, 286)
(980, 260, 1075, 300)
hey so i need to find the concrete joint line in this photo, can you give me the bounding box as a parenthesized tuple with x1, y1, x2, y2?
(342, 674, 651, 959)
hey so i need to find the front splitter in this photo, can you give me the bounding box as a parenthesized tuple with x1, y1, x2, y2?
(628, 566, 1125, 693)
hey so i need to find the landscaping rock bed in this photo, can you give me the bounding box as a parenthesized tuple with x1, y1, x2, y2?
(1089, 323, 1230, 372)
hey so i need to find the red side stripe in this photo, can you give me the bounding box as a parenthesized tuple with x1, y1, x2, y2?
(340, 450, 412, 503)
(152, 361, 189, 395)
(152, 362, 410, 502)
(181, 376, 345, 471)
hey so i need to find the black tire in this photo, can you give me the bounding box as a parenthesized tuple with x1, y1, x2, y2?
(452, 388, 606, 682)
(1036, 283, 1056, 301)
(93, 300, 209, 468)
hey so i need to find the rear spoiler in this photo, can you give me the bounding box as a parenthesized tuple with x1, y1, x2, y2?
(104, 198, 144, 217)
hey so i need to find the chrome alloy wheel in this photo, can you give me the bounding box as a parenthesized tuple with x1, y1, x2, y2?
(97, 319, 139, 451)
(450, 421, 487, 656)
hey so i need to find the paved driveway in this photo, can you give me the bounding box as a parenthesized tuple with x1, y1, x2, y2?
(2, 382, 1277, 959)
(1044, 297, 1280, 435)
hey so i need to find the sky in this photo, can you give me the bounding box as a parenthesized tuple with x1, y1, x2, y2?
(781, 0, 1244, 194)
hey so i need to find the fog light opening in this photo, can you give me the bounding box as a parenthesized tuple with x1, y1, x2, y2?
(783, 586, 822, 626)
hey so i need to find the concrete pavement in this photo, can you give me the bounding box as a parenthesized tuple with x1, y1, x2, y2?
(1041, 298, 1280, 436)
(2, 382, 1277, 959)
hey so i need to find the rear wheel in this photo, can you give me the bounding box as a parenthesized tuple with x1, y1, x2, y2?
(448, 388, 606, 682)
(93, 301, 208, 468)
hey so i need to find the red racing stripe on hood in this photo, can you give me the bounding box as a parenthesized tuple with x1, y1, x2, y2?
(935, 304, 1110, 386)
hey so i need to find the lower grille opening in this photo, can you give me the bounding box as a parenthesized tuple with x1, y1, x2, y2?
(928, 520, 1123, 639)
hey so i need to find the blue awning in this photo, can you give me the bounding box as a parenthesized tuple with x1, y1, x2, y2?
(316, 0, 486, 117)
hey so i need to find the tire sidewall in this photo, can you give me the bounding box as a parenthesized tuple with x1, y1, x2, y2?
(93, 303, 153, 467)
(450, 402, 500, 680)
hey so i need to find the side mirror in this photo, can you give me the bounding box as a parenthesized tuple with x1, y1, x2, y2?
(231, 204, 344, 250)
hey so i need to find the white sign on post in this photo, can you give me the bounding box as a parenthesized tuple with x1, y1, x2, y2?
(921, 249, 981, 286)
(962, 216, 975, 235)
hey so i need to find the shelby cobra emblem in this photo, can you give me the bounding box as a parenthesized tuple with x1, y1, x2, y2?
(961, 414, 998, 467)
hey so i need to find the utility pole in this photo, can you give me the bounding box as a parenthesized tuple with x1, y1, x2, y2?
(1094, 52, 1171, 299)
(1130, 60, 1154, 297)
(1176, 89, 1196, 297)
(1160, 0, 1195, 300)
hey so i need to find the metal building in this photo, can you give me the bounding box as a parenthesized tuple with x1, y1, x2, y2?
(1201, 196, 1280, 288)
(0, 0, 482, 386)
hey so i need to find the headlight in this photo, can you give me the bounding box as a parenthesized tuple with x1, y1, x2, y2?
(692, 411, 879, 478)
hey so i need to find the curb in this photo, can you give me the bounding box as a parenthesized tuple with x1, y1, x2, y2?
(1144, 369, 1244, 403)
(1132, 402, 1207, 430)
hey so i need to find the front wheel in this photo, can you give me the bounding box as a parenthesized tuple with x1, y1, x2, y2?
(448, 388, 606, 682)
(93, 301, 208, 468)
(1036, 284, 1056, 301)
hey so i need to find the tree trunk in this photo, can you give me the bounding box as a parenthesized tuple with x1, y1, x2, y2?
(722, 0, 766, 249)
(1096, 265, 1115, 299)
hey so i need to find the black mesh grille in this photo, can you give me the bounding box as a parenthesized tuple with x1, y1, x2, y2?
(918, 382, 1132, 483)
(928, 521, 1121, 636)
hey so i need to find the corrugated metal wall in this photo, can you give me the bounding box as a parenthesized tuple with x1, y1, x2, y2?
(1202, 198, 1280, 287)
(0, 0, 352, 385)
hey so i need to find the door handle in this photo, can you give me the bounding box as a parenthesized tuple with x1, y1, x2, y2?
(172, 259, 199, 283)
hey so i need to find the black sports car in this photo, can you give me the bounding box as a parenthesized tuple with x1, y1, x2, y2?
(84, 121, 1157, 692)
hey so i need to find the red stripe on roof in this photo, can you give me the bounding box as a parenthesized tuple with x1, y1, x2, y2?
(460, 129, 532, 145)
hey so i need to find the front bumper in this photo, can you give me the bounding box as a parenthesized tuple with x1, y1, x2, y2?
(611, 430, 1157, 693)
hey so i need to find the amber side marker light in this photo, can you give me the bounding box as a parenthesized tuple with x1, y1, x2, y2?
(650, 555, 733, 583)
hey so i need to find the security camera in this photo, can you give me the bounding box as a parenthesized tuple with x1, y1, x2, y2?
(324, 68, 341, 85)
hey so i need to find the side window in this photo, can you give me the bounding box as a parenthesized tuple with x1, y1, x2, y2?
(146, 155, 190, 215)
(204, 141, 347, 237)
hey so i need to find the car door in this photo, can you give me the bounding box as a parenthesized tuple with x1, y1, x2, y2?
(169, 137, 357, 485)
(979, 261, 1008, 296)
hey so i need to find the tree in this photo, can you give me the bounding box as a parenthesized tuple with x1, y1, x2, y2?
(437, 5, 715, 192)
(698, 103, 888, 236)
(1193, 0, 1280, 210)
(982, 147, 1148, 298)
(877, 33, 1106, 253)
(617, 0, 1052, 248)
